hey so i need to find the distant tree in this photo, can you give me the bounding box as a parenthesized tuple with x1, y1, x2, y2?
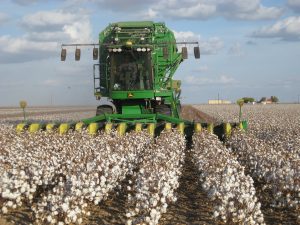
(242, 97, 255, 103)
(271, 96, 279, 103)
(258, 97, 267, 103)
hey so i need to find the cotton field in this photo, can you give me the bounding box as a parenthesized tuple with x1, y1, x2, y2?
(0, 105, 300, 224)
(195, 104, 300, 223)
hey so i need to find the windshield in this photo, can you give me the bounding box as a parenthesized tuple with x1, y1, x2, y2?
(110, 51, 153, 91)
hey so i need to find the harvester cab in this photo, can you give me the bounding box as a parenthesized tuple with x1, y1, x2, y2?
(61, 21, 200, 134)
(17, 21, 247, 137)
(91, 21, 200, 122)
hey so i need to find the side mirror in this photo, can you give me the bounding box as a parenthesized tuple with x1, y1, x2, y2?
(75, 48, 81, 61)
(182, 47, 188, 59)
(61, 48, 66, 61)
(194, 46, 200, 59)
(163, 47, 169, 59)
(93, 47, 98, 60)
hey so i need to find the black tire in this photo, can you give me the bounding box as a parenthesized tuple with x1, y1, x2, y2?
(155, 104, 172, 116)
(96, 105, 113, 116)
(182, 47, 188, 59)
(194, 46, 200, 59)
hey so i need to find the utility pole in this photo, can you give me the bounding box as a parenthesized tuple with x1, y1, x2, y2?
(298, 94, 300, 104)
(218, 92, 220, 104)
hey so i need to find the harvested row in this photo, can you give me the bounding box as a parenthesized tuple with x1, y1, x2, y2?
(0, 124, 151, 224)
(126, 130, 185, 225)
(227, 130, 300, 212)
(192, 131, 265, 224)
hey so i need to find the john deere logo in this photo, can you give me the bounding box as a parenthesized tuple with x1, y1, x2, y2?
(128, 92, 134, 98)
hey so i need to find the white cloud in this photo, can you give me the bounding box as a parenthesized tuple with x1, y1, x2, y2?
(0, 9, 92, 63)
(21, 9, 92, 43)
(217, 0, 283, 20)
(252, 16, 300, 41)
(11, 0, 38, 6)
(99, 0, 159, 11)
(0, 35, 57, 53)
(42, 79, 62, 86)
(192, 65, 209, 72)
(200, 37, 224, 54)
(228, 42, 244, 56)
(162, 2, 217, 20)
(185, 75, 237, 86)
(173, 31, 200, 41)
(173, 31, 224, 55)
(0, 12, 9, 25)
(137, 0, 283, 21)
(287, 0, 300, 12)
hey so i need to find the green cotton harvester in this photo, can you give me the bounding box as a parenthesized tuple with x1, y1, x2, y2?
(16, 21, 247, 137)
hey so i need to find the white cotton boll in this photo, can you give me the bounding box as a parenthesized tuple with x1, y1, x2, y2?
(7, 201, 13, 207)
(145, 217, 151, 223)
(16, 196, 21, 203)
(94, 199, 99, 205)
(20, 186, 26, 194)
(20, 170, 26, 177)
(150, 209, 157, 218)
(62, 203, 69, 212)
(213, 211, 219, 218)
(71, 214, 77, 222)
(47, 215, 52, 223)
(64, 217, 71, 224)
(2, 206, 8, 214)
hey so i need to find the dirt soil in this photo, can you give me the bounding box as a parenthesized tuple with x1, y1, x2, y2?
(0, 105, 299, 225)
(181, 105, 217, 124)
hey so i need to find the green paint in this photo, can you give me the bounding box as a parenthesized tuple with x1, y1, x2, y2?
(92, 21, 184, 123)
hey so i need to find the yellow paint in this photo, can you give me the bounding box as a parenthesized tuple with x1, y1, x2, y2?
(165, 123, 172, 131)
(117, 123, 127, 136)
(194, 123, 202, 133)
(238, 122, 244, 130)
(177, 122, 185, 134)
(88, 123, 99, 135)
(224, 123, 231, 137)
(105, 123, 113, 134)
(16, 123, 27, 133)
(207, 123, 214, 134)
(147, 123, 155, 136)
(126, 41, 133, 46)
(46, 124, 55, 132)
(75, 122, 84, 131)
(29, 123, 41, 133)
(135, 123, 142, 132)
(59, 123, 70, 135)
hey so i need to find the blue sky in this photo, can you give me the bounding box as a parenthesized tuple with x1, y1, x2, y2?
(0, 0, 300, 106)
